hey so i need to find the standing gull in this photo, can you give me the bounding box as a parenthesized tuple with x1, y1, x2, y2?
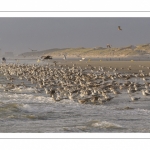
(63, 54, 66, 60)
(129, 95, 140, 101)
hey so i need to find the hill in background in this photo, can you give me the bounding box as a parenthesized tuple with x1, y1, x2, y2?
(18, 43, 150, 58)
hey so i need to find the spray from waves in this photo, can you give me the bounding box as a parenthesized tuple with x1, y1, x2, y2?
(0, 91, 81, 106)
(0, 103, 52, 120)
(0, 103, 24, 120)
(0, 92, 53, 104)
(61, 120, 123, 133)
(89, 120, 123, 129)
(18, 104, 54, 113)
(10, 87, 37, 94)
(0, 103, 23, 113)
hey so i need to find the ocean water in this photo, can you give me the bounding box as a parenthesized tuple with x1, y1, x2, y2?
(0, 59, 150, 133)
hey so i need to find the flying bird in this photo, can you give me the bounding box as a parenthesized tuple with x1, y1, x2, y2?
(28, 48, 38, 52)
(107, 44, 111, 48)
(118, 26, 122, 31)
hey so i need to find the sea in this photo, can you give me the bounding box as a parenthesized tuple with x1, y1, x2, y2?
(0, 59, 150, 133)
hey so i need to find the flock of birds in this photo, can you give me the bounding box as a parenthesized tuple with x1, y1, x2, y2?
(0, 62, 150, 105)
(0, 25, 149, 105)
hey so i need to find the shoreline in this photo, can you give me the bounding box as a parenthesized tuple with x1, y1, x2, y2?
(5, 59, 150, 74)
(58, 60, 150, 73)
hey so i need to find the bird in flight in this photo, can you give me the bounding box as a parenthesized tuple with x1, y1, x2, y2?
(107, 44, 111, 48)
(28, 48, 38, 52)
(118, 26, 122, 31)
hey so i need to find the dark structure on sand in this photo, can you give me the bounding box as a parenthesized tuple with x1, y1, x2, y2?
(41, 55, 53, 60)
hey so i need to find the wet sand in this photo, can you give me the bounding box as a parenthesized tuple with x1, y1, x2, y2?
(58, 60, 150, 73)
(8, 57, 150, 74)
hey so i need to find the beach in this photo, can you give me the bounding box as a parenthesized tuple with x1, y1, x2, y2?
(58, 60, 150, 73)
(0, 58, 150, 132)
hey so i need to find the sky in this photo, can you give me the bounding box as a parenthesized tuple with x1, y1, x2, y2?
(0, 17, 150, 55)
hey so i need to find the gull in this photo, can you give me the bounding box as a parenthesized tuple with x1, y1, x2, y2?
(91, 96, 99, 103)
(104, 94, 114, 101)
(112, 89, 121, 95)
(68, 92, 78, 100)
(98, 97, 107, 104)
(107, 44, 111, 48)
(63, 54, 66, 60)
(130, 95, 140, 101)
(28, 48, 38, 52)
(145, 84, 149, 89)
(51, 93, 61, 101)
(143, 77, 149, 82)
(78, 98, 90, 104)
(49, 89, 56, 97)
(44, 87, 50, 95)
(118, 26, 122, 30)
(142, 89, 150, 96)
(127, 87, 136, 94)
(145, 89, 150, 94)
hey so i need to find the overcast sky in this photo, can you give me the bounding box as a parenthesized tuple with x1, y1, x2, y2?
(0, 17, 150, 54)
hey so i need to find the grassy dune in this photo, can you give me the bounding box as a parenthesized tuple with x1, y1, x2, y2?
(19, 43, 150, 58)
(46, 44, 150, 57)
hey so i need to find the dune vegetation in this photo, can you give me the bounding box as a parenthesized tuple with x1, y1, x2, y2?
(19, 43, 150, 58)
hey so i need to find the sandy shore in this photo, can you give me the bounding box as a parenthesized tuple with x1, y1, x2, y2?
(56, 60, 150, 74)
(7, 57, 150, 74)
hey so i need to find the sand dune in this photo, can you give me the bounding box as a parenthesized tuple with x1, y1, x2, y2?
(18, 43, 150, 58)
